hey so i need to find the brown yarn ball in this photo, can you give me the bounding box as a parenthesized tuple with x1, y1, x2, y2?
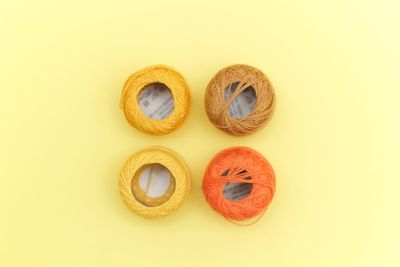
(205, 64, 275, 136)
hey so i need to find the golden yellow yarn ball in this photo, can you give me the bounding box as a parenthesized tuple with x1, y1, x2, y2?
(205, 64, 275, 136)
(120, 65, 191, 135)
(119, 147, 191, 218)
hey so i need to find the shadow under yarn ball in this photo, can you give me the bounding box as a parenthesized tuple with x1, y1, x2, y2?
(205, 64, 275, 136)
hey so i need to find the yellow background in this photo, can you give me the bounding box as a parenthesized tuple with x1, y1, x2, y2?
(1, 0, 399, 266)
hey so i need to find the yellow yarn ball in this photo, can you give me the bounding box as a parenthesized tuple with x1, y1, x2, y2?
(119, 146, 191, 218)
(120, 65, 191, 135)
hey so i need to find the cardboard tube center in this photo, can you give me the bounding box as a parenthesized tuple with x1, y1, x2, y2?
(138, 83, 175, 120)
(221, 169, 253, 201)
(224, 82, 256, 119)
(131, 163, 175, 207)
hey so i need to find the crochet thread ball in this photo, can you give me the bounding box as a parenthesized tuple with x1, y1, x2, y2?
(205, 64, 275, 136)
(202, 147, 275, 224)
(120, 65, 191, 135)
(119, 146, 191, 218)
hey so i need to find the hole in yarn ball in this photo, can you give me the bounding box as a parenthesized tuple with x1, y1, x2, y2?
(221, 169, 253, 201)
(224, 82, 256, 119)
(137, 83, 175, 120)
(131, 163, 176, 207)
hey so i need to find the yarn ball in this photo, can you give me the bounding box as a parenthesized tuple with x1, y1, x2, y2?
(119, 146, 191, 218)
(205, 64, 275, 136)
(120, 65, 191, 135)
(202, 147, 275, 223)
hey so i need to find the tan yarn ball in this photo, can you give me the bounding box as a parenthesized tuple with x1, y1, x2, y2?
(205, 64, 275, 136)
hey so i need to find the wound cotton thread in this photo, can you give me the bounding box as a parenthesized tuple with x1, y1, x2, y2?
(202, 147, 275, 224)
(120, 65, 191, 135)
(205, 64, 275, 136)
(119, 147, 191, 218)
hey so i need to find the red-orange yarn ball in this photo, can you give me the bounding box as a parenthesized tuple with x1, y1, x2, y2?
(202, 147, 275, 223)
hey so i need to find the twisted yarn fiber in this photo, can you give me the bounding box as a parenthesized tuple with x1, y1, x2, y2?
(205, 64, 275, 136)
(202, 147, 275, 222)
(121, 65, 191, 135)
(120, 147, 191, 218)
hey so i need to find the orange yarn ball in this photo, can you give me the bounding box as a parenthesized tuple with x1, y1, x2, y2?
(202, 147, 275, 223)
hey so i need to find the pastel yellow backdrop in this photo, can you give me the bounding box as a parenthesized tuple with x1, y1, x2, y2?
(0, 0, 399, 266)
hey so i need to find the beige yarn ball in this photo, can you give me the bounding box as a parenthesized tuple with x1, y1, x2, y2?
(204, 64, 275, 136)
(119, 146, 191, 218)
